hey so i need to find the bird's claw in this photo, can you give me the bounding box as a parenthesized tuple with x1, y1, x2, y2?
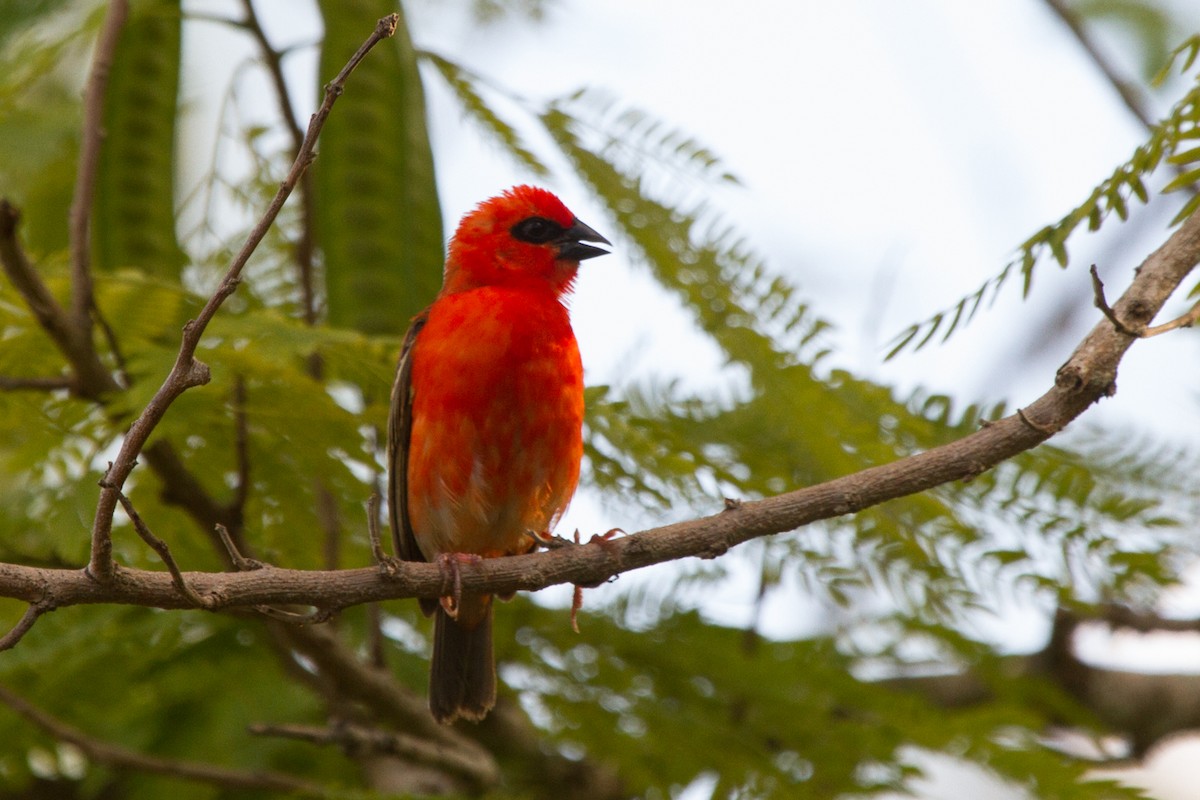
(532, 527, 624, 551)
(436, 552, 482, 620)
(531, 528, 577, 550)
(568, 528, 624, 633)
(587, 527, 623, 547)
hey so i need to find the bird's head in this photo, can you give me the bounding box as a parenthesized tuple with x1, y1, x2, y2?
(442, 185, 611, 297)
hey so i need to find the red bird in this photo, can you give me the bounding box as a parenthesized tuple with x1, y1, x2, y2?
(388, 186, 610, 723)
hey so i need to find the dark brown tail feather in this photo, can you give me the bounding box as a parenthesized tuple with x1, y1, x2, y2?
(430, 602, 495, 724)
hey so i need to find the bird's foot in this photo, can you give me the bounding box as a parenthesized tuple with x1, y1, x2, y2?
(531, 527, 624, 551)
(435, 552, 482, 620)
(587, 527, 624, 547)
(567, 528, 624, 633)
(530, 528, 576, 550)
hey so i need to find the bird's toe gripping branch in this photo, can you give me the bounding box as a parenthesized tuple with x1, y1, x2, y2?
(530, 527, 625, 552)
(529, 528, 575, 550)
(567, 527, 625, 633)
(435, 552, 483, 619)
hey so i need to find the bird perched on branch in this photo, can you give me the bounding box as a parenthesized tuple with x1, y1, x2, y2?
(387, 185, 611, 724)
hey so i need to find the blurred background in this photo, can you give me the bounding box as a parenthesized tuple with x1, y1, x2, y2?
(3, 0, 1200, 797)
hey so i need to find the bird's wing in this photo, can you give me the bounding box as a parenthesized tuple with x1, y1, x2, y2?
(387, 308, 429, 565)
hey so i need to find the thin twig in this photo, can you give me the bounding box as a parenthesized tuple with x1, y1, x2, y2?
(317, 486, 341, 571)
(366, 493, 388, 564)
(113, 488, 213, 609)
(0, 605, 47, 652)
(0, 200, 117, 398)
(0, 683, 324, 794)
(1042, 0, 1196, 192)
(69, 0, 128, 328)
(230, 376, 251, 519)
(1091, 263, 1200, 338)
(251, 605, 335, 625)
(1042, 0, 1154, 129)
(92, 302, 130, 388)
(1141, 298, 1200, 337)
(238, 0, 319, 323)
(1090, 264, 1140, 336)
(0, 375, 73, 391)
(238, 0, 305, 148)
(185, 10, 249, 30)
(1017, 407, 1059, 435)
(218, 524, 333, 624)
(216, 523, 262, 572)
(87, 14, 400, 582)
(0, 201, 75, 350)
(249, 720, 497, 784)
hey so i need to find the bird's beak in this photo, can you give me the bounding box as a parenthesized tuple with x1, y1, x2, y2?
(555, 218, 612, 262)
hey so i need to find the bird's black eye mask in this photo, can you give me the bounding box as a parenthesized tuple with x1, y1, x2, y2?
(510, 216, 565, 244)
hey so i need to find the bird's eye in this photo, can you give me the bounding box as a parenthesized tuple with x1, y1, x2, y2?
(510, 216, 563, 244)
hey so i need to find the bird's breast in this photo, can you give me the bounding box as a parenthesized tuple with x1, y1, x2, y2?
(406, 287, 584, 559)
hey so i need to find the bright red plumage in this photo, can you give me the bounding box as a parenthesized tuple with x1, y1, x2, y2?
(387, 186, 610, 724)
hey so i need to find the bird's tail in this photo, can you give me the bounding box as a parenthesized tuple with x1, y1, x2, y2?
(429, 595, 495, 724)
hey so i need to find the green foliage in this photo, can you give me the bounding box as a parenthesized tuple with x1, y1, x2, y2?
(887, 33, 1200, 359)
(0, 606, 355, 796)
(421, 50, 551, 177)
(495, 603, 1151, 800)
(0, 0, 99, 254)
(0, 2, 1197, 798)
(315, 0, 444, 335)
(548, 90, 1196, 625)
(1075, 0, 1175, 79)
(466, 0, 556, 25)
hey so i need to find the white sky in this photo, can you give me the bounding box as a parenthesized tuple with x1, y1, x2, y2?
(180, 2, 1200, 797)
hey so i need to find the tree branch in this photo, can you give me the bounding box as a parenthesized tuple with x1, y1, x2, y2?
(886, 606, 1200, 758)
(0, 203, 1185, 610)
(142, 440, 247, 560)
(0, 604, 49, 652)
(1091, 262, 1200, 337)
(237, 0, 319, 323)
(1042, 0, 1198, 195)
(249, 719, 501, 790)
(272, 622, 500, 789)
(1042, 0, 1156, 131)
(86, 13, 400, 582)
(113, 488, 214, 609)
(0, 200, 118, 398)
(0, 682, 325, 795)
(0, 375, 72, 391)
(229, 376, 251, 524)
(1089, 603, 1200, 634)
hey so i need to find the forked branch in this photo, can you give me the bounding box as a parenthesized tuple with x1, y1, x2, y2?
(86, 13, 400, 582)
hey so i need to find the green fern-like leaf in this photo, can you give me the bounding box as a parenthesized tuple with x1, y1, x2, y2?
(888, 43, 1200, 358)
(420, 50, 550, 177)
